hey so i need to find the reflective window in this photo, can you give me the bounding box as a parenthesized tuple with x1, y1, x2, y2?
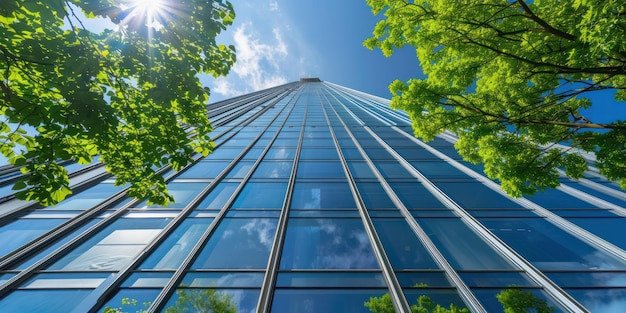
(347, 161, 377, 179)
(297, 161, 345, 179)
(192, 218, 277, 269)
(140, 218, 213, 269)
(280, 218, 378, 269)
(265, 147, 296, 159)
(565, 288, 626, 313)
(417, 218, 514, 270)
(459, 272, 536, 287)
(121, 272, 173, 287)
(409, 161, 471, 179)
(49, 218, 169, 271)
(300, 148, 339, 160)
(176, 161, 230, 179)
(182, 272, 264, 287)
(389, 182, 446, 209)
(0, 218, 66, 258)
(276, 272, 385, 287)
(356, 182, 396, 209)
(433, 182, 523, 209)
(271, 289, 389, 313)
(471, 288, 563, 313)
(231, 182, 288, 209)
(205, 148, 243, 159)
(403, 289, 469, 311)
(396, 272, 451, 287)
(141, 182, 207, 208)
(0, 290, 91, 312)
(251, 161, 293, 179)
(50, 183, 123, 210)
(372, 219, 438, 269)
(291, 182, 356, 209)
(225, 161, 254, 179)
(195, 182, 238, 210)
(526, 189, 594, 208)
(567, 218, 626, 250)
(480, 217, 626, 270)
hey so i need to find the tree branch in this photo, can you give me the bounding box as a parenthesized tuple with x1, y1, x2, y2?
(516, 0, 576, 41)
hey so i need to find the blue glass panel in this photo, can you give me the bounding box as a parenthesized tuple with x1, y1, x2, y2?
(357, 182, 396, 209)
(225, 161, 254, 179)
(231, 182, 288, 209)
(192, 218, 277, 269)
(395, 272, 451, 287)
(417, 218, 514, 270)
(550, 209, 618, 217)
(176, 161, 230, 179)
(563, 182, 626, 208)
(206, 148, 243, 159)
(375, 161, 416, 179)
(49, 218, 170, 271)
(296, 161, 345, 178)
(163, 289, 259, 313)
(472, 288, 564, 313)
(342, 148, 363, 160)
(389, 182, 446, 209)
(251, 161, 293, 178)
(50, 183, 123, 210)
(433, 182, 523, 209)
(271, 289, 389, 313)
(121, 272, 172, 287)
(480, 217, 626, 270)
(16, 219, 100, 270)
(364, 148, 394, 160)
(0, 289, 91, 313)
(567, 218, 626, 250)
(276, 272, 385, 287)
(265, 147, 296, 159)
(526, 189, 594, 208)
(347, 161, 377, 179)
(0, 218, 66, 258)
(409, 161, 471, 179)
(242, 148, 264, 160)
(565, 288, 626, 313)
(182, 272, 264, 287)
(140, 218, 212, 269)
(394, 148, 440, 160)
(195, 182, 238, 210)
(459, 272, 536, 287)
(280, 218, 378, 269)
(372, 219, 438, 269)
(291, 181, 356, 209)
(464, 209, 538, 217)
(546, 272, 626, 287)
(300, 148, 339, 159)
(403, 289, 469, 311)
(142, 182, 207, 208)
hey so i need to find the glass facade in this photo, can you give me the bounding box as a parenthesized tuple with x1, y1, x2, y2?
(0, 79, 625, 312)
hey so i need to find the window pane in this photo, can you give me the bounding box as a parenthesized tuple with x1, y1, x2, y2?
(163, 289, 259, 313)
(195, 183, 238, 210)
(192, 218, 277, 269)
(182, 272, 264, 287)
(140, 218, 213, 269)
(297, 161, 345, 179)
(291, 182, 356, 209)
(276, 272, 386, 287)
(271, 289, 389, 313)
(0, 219, 66, 258)
(177, 161, 230, 179)
(0, 290, 91, 313)
(417, 218, 514, 270)
(389, 182, 446, 209)
(356, 182, 396, 209)
(231, 182, 288, 209)
(49, 218, 169, 271)
(300, 148, 338, 160)
(251, 161, 293, 178)
(280, 218, 378, 269)
(480, 217, 626, 270)
(372, 218, 438, 269)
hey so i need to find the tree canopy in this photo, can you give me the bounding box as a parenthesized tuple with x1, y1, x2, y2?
(0, 0, 236, 205)
(365, 0, 626, 196)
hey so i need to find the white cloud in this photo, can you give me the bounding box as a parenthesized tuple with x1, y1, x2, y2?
(230, 22, 288, 91)
(212, 78, 244, 98)
(269, 1, 279, 11)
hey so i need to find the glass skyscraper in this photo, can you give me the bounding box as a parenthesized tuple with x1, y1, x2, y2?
(0, 79, 625, 312)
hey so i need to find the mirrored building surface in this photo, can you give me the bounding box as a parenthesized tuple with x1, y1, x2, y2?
(1, 79, 625, 312)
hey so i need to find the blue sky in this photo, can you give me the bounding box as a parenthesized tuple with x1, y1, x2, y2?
(202, 0, 422, 103)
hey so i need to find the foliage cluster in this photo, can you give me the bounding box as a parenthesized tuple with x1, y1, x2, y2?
(0, 0, 236, 205)
(365, 0, 626, 196)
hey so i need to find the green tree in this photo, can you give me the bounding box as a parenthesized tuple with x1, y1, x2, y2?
(164, 289, 236, 313)
(365, 289, 555, 313)
(0, 0, 236, 205)
(103, 289, 236, 313)
(365, 0, 626, 196)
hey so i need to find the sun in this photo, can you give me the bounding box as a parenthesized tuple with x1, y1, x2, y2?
(119, 0, 167, 30)
(130, 0, 164, 15)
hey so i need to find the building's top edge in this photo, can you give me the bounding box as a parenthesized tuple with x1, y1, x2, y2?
(299, 77, 322, 82)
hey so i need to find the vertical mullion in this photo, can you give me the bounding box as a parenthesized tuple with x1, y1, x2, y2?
(318, 88, 412, 313)
(256, 84, 308, 313)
